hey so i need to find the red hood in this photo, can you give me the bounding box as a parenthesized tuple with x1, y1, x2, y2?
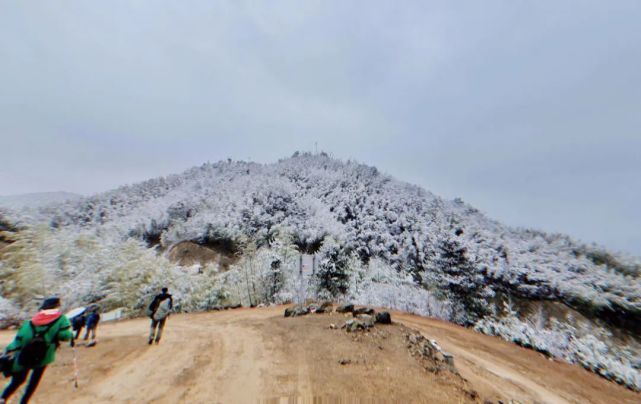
(31, 309, 62, 326)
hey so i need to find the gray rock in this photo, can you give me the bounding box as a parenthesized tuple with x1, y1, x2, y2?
(291, 305, 309, 317)
(307, 303, 329, 313)
(343, 318, 371, 332)
(284, 305, 309, 317)
(341, 319, 354, 329)
(407, 333, 425, 344)
(357, 314, 375, 328)
(421, 344, 434, 358)
(336, 303, 354, 313)
(352, 307, 375, 316)
(347, 321, 365, 332)
(442, 352, 455, 368)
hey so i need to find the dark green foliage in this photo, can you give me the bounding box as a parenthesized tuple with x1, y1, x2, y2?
(292, 236, 324, 254)
(315, 240, 350, 297)
(200, 225, 242, 255)
(586, 249, 640, 277)
(266, 259, 284, 302)
(433, 237, 491, 325)
(0, 213, 16, 233)
(0, 213, 17, 245)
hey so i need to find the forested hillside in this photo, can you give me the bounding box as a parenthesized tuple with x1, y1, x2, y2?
(1, 153, 639, 389)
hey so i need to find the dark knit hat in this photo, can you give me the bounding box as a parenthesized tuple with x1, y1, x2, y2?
(40, 296, 61, 310)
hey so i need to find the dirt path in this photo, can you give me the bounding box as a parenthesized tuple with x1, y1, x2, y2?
(0, 307, 638, 403)
(393, 312, 640, 404)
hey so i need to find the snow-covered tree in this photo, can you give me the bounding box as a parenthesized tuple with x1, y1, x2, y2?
(314, 238, 350, 299)
(428, 234, 493, 325)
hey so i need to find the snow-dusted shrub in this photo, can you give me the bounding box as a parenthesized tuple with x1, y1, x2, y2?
(349, 258, 452, 320)
(314, 237, 350, 298)
(475, 301, 641, 391)
(0, 226, 50, 308)
(0, 297, 22, 328)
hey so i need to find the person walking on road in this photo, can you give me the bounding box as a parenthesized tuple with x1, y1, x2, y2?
(83, 306, 100, 347)
(1, 296, 73, 404)
(147, 287, 173, 345)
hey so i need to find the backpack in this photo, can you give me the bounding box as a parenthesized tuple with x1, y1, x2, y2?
(153, 298, 172, 321)
(71, 315, 85, 330)
(18, 320, 57, 368)
(0, 353, 13, 377)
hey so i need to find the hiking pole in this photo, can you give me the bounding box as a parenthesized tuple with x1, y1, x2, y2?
(71, 344, 79, 388)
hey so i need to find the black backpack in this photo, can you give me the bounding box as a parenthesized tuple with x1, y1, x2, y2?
(18, 320, 57, 368)
(71, 314, 85, 330)
(0, 353, 13, 377)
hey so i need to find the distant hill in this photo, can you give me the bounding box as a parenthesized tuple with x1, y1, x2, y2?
(0, 191, 81, 210)
(1, 153, 639, 389)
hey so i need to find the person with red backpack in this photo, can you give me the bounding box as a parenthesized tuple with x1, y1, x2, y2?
(1, 297, 73, 404)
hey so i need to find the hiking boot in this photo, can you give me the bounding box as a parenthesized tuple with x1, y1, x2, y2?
(154, 339, 160, 344)
(148, 339, 153, 345)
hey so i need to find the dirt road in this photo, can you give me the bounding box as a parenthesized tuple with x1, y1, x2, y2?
(0, 307, 638, 403)
(393, 312, 640, 404)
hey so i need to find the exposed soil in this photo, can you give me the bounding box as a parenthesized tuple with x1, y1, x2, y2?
(0, 307, 638, 403)
(166, 240, 239, 270)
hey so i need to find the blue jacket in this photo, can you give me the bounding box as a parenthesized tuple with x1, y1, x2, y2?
(86, 312, 100, 329)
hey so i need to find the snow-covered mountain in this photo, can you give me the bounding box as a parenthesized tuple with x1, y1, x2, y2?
(1, 153, 639, 388)
(0, 191, 81, 211)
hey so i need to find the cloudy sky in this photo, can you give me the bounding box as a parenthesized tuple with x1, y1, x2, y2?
(1, 1, 639, 255)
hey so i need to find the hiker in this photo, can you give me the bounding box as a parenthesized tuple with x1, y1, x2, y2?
(70, 312, 86, 344)
(83, 307, 100, 346)
(1, 297, 73, 404)
(147, 287, 173, 345)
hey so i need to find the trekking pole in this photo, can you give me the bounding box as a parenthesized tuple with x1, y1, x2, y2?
(71, 345, 79, 388)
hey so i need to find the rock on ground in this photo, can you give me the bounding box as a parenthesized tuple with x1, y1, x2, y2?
(352, 307, 375, 316)
(336, 303, 354, 313)
(376, 312, 392, 324)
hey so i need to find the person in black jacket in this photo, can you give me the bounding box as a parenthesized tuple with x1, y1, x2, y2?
(147, 288, 173, 345)
(71, 313, 86, 342)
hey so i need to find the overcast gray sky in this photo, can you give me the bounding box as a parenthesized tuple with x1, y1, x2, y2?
(1, 1, 640, 255)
